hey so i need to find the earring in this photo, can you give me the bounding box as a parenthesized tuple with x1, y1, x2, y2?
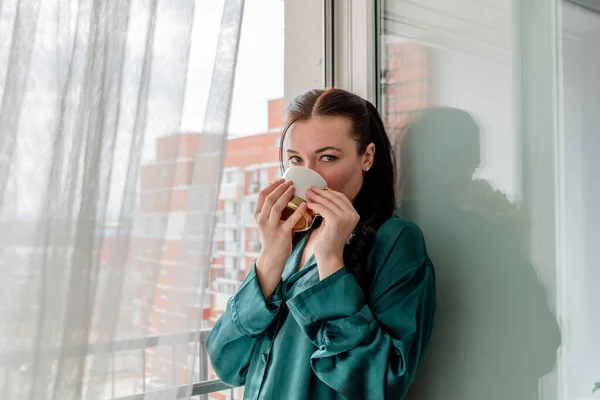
(365, 166, 370, 172)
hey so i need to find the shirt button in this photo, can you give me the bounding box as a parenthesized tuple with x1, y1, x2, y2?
(319, 345, 326, 351)
(261, 353, 268, 363)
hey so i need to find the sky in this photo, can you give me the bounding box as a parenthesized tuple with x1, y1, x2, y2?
(181, 0, 284, 135)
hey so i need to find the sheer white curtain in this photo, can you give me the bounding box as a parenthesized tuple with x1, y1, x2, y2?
(0, 0, 242, 398)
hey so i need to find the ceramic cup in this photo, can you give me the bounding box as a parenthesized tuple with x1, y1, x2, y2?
(281, 166, 327, 232)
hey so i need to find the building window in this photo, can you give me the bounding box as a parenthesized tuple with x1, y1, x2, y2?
(249, 171, 260, 193)
(224, 170, 236, 183)
(259, 169, 269, 188)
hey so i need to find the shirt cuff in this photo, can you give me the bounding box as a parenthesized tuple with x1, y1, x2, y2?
(230, 264, 282, 337)
(287, 268, 377, 352)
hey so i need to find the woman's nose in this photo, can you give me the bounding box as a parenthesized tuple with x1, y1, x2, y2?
(305, 160, 317, 170)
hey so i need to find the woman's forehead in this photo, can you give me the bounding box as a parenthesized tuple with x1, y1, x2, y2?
(284, 117, 353, 149)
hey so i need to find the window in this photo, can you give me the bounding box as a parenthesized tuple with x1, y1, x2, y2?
(224, 169, 236, 183)
(259, 168, 269, 188)
(370, 0, 578, 398)
(249, 229, 261, 253)
(249, 171, 260, 193)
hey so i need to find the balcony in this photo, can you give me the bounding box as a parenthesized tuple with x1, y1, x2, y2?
(211, 278, 241, 296)
(0, 330, 233, 399)
(247, 181, 260, 195)
(218, 183, 244, 201)
(241, 213, 256, 227)
(247, 241, 261, 254)
(217, 242, 240, 256)
(216, 212, 240, 228)
(208, 278, 241, 313)
(212, 227, 225, 242)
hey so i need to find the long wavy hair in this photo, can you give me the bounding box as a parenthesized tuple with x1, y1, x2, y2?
(279, 88, 396, 290)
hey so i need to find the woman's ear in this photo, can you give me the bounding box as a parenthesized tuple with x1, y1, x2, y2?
(363, 143, 376, 171)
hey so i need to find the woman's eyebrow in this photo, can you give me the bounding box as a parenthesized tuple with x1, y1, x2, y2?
(315, 146, 343, 153)
(286, 146, 343, 154)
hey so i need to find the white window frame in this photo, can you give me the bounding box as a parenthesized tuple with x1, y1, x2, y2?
(328, 0, 378, 103)
(284, 0, 378, 102)
(284, 0, 327, 102)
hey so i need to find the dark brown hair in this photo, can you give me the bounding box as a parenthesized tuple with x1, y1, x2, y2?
(280, 88, 396, 290)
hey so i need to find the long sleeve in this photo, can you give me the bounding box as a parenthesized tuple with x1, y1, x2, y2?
(286, 221, 436, 399)
(206, 264, 283, 387)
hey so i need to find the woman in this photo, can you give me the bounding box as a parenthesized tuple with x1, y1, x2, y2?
(206, 88, 436, 399)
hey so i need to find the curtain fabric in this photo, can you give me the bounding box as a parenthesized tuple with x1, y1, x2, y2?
(0, 0, 242, 398)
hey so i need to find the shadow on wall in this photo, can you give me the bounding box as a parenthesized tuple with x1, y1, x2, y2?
(398, 107, 561, 400)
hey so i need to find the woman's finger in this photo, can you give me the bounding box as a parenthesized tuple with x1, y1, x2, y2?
(269, 184, 296, 223)
(327, 188, 354, 209)
(305, 201, 336, 221)
(255, 179, 285, 215)
(310, 187, 354, 211)
(281, 201, 308, 231)
(255, 180, 290, 217)
(306, 188, 344, 214)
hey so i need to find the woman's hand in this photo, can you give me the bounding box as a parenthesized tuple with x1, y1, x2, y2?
(254, 179, 307, 298)
(306, 187, 360, 280)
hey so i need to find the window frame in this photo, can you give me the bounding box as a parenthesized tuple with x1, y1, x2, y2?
(339, 0, 565, 397)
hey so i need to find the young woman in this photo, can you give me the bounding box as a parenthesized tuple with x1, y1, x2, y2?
(206, 88, 436, 399)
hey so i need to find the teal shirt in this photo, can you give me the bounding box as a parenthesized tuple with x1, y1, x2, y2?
(206, 217, 436, 399)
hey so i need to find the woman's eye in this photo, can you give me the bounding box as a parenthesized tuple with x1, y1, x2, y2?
(321, 155, 338, 162)
(289, 156, 302, 164)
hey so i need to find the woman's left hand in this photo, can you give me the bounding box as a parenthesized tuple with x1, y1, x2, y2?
(306, 187, 360, 280)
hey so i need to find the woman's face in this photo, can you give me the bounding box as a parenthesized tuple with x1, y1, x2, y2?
(283, 116, 375, 202)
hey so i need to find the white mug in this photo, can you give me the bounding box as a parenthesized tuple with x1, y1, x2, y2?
(281, 166, 327, 232)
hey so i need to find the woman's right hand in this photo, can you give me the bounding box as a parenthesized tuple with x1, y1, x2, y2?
(254, 179, 307, 284)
